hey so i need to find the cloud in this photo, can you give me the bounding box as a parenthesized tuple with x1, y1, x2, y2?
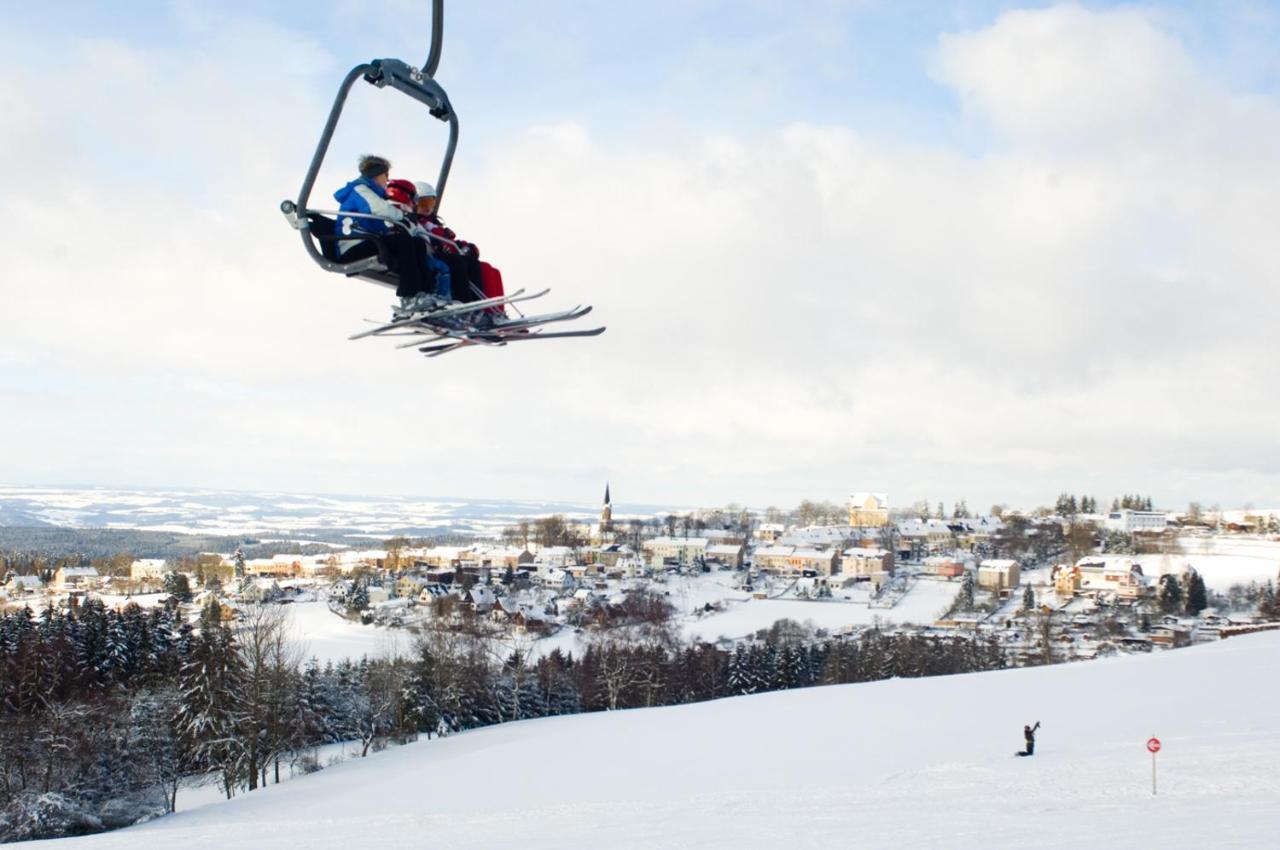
(0, 4, 1278, 510)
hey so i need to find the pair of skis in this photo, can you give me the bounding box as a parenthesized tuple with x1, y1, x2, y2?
(350, 288, 604, 356)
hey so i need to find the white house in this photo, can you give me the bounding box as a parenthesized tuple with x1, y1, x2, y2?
(129, 559, 169, 582)
(53, 566, 100, 589)
(977, 559, 1020, 591)
(533, 546, 577, 568)
(4, 574, 44, 595)
(1104, 510, 1170, 534)
(641, 537, 710, 567)
(842, 547, 894, 578)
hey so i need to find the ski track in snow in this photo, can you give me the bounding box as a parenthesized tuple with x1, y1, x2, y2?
(30, 634, 1280, 850)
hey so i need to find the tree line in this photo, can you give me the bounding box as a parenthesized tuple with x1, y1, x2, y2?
(0, 593, 1008, 841)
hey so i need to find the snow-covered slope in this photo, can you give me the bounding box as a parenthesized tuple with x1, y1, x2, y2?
(39, 635, 1280, 849)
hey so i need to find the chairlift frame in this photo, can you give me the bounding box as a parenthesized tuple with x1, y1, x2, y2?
(280, 0, 455, 283)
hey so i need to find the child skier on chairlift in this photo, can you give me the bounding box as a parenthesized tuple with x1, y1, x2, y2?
(387, 178, 455, 308)
(411, 182, 507, 313)
(332, 155, 448, 316)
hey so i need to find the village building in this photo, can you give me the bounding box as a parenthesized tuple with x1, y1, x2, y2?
(841, 547, 895, 579)
(1104, 509, 1170, 534)
(4, 574, 45, 595)
(896, 520, 955, 557)
(787, 548, 838, 576)
(583, 543, 637, 568)
(641, 537, 709, 567)
(977, 559, 1021, 592)
(706, 543, 745, 568)
(752, 545, 795, 573)
(245, 556, 304, 578)
(754, 523, 786, 543)
(128, 559, 169, 582)
(1082, 558, 1148, 599)
(848, 492, 890, 527)
(533, 546, 577, 569)
(53, 566, 100, 589)
(921, 556, 965, 578)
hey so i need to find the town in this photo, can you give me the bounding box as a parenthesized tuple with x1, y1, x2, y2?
(5, 489, 1279, 668)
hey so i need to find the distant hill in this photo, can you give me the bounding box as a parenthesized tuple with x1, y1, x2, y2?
(0, 527, 337, 561)
(0, 485, 672, 546)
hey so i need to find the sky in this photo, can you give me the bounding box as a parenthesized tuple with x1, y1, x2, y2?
(1, 1, 1278, 514)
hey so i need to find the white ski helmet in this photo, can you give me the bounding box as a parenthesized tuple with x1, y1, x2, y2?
(414, 181, 438, 199)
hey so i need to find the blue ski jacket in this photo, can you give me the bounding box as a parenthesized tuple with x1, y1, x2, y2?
(334, 176, 403, 256)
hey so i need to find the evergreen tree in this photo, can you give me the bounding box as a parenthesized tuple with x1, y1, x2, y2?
(1021, 584, 1035, 612)
(1259, 581, 1278, 619)
(162, 572, 192, 602)
(1157, 574, 1183, 615)
(727, 645, 754, 695)
(959, 571, 975, 610)
(347, 579, 370, 613)
(176, 606, 246, 799)
(1183, 570, 1208, 616)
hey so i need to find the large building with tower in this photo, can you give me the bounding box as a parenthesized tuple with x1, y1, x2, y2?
(848, 492, 889, 527)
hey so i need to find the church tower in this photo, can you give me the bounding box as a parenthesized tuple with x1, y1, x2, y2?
(599, 483, 613, 538)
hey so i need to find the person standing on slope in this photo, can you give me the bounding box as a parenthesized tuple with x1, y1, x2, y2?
(1019, 721, 1041, 757)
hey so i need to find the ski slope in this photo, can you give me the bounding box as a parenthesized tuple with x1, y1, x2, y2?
(36, 634, 1280, 849)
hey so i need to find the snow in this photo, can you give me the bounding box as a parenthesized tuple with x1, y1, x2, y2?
(1134, 536, 1280, 591)
(33, 632, 1280, 849)
(684, 579, 958, 641)
(284, 601, 412, 664)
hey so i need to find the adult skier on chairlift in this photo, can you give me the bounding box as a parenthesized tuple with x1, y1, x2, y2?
(333, 156, 451, 315)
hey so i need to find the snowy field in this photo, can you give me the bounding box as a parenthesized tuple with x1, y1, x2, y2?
(682, 579, 959, 642)
(34, 632, 1280, 849)
(1136, 536, 1280, 591)
(285, 601, 415, 664)
(275, 576, 962, 664)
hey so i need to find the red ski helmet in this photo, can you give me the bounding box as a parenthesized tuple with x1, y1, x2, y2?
(385, 179, 417, 206)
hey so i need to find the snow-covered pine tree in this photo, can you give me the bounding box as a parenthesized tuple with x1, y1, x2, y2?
(176, 607, 246, 799)
(727, 645, 753, 695)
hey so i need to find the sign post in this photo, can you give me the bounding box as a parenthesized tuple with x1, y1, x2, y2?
(1147, 736, 1161, 795)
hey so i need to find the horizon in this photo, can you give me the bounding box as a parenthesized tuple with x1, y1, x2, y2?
(1, 480, 1272, 521)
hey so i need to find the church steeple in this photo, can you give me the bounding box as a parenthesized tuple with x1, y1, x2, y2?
(600, 482, 613, 537)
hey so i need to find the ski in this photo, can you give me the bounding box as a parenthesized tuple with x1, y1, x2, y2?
(390, 306, 592, 349)
(417, 326, 605, 355)
(349, 288, 549, 340)
(491, 305, 592, 331)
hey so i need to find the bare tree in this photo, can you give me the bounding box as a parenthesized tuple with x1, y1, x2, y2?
(234, 603, 300, 790)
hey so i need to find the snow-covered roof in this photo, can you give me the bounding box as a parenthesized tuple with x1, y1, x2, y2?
(706, 544, 744, 556)
(7, 575, 43, 589)
(844, 547, 890, 557)
(979, 559, 1018, 569)
(850, 492, 888, 508)
(791, 548, 834, 560)
(644, 537, 710, 548)
(753, 545, 795, 558)
(59, 566, 99, 577)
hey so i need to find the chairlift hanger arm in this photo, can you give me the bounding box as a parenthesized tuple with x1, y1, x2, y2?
(425, 0, 444, 77)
